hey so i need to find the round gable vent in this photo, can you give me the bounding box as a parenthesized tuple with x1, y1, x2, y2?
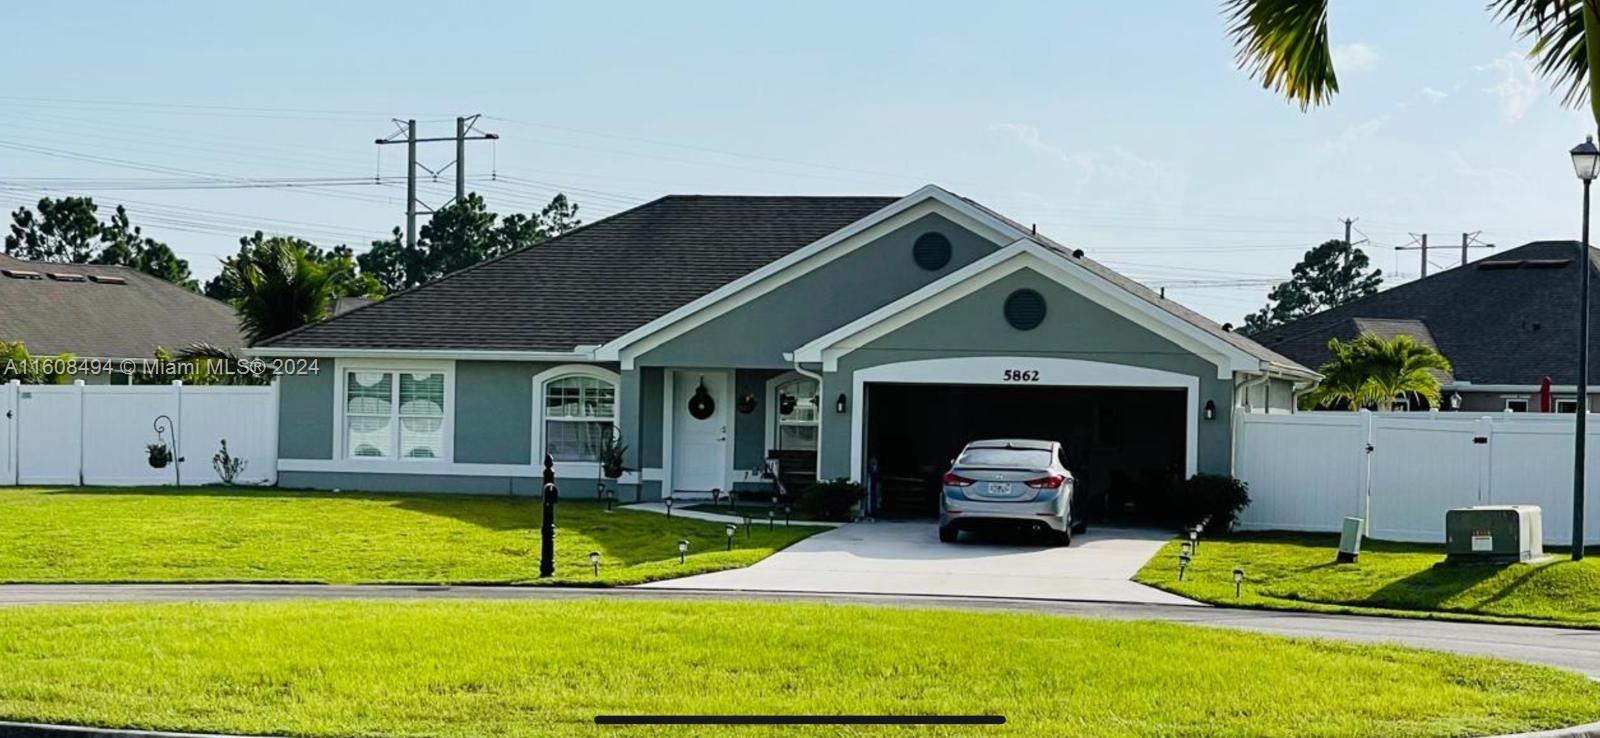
(1003, 289, 1047, 331)
(912, 232, 952, 271)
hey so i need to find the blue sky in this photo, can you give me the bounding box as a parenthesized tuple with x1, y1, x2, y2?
(1, 1, 1592, 322)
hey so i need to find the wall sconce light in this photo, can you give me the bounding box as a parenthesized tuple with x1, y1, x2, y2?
(835, 393, 848, 413)
(1203, 399, 1216, 421)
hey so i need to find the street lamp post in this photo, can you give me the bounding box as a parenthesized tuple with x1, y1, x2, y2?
(1570, 136, 1600, 562)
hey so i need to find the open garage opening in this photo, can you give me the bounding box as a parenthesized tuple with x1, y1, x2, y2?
(863, 383, 1187, 521)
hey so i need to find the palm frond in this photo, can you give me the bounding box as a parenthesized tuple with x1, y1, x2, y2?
(1224, 0, 1339, 110)
(1492, 0, 1595, 114)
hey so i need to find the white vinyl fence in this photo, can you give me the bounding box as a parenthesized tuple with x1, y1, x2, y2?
(1235, 410, 1600, 544)
(0, 380, 278, 487)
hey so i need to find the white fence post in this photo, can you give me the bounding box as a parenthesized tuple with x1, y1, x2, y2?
(74, 380, 85, 486)
(2, 380, 16, 486)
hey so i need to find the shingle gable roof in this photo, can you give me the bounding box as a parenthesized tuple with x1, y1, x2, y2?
(259, 195, 899, 352)
(1253, 240, 1593, 385)
(955, 197, 1308, 372)
(0, 253, 243, 358)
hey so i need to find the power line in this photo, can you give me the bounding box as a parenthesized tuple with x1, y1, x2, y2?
(374, 116, 499, 248)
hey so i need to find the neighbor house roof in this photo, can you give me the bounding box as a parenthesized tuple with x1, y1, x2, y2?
(258, 195, 898, 352)
(254, 188, 1309, 376)
(1253, 240, 1596, 386)
(0, 253, 244, 359)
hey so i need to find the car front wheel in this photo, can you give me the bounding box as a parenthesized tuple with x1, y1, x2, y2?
(938, 525, 959, 543)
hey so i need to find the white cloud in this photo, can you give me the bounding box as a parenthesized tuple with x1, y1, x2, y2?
(1480, 52, 1539, 123)
(1322, 117, 1385, 153)
(1420, 86, 1449, 102)
(987, 122, 1093, 173)
(1331, 43, 1380, 73)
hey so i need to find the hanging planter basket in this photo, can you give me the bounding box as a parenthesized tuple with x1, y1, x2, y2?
(147, 443, 172, 469)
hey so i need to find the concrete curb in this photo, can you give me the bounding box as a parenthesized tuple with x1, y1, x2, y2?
(4, 718, 1600, 738)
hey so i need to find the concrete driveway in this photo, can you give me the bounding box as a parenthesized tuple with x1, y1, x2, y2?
(640, 520, 1196, 605)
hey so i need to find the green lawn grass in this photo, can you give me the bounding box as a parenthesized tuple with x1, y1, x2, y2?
(0, 599, 1595, 738)
(0, 487, 814, 585)
(1134, 532, 1600, 627)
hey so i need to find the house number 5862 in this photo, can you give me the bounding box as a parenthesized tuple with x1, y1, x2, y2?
(1002, 369, 1040, 382)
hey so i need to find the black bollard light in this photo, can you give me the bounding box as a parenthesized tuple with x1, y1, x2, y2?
(539, 453, 558, 578)
(677, 539, 689, 564)
(665, 497, 673, 518)
(725, 523, 736, 551)
(590, 551, 601, 577)
(1233, 567, 1245, 597)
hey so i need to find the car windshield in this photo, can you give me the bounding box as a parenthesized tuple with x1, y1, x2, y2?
(958, 448, 1051, 469)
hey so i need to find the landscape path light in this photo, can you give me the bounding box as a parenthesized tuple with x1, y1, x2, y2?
(725, 523, 736, 551)
(677, 539, 689, 564)
(664, 497, 673, 518)
(589, 551, 601, 577)
(1233, 567, 1245, 597)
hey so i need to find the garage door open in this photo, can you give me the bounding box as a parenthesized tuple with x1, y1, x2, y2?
(863, 383, 1186, 520)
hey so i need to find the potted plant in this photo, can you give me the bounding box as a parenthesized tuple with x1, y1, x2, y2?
(146, 443, 172, 469)
(597, 435, 628, 500)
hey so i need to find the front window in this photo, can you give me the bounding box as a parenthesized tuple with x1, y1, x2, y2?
(774, 376, 819, 451)
(1504, 398, 1529, 413)
(1557, 398, 1581, 414)
(345, 370, 446, 459)
(544, 375, 616, 461)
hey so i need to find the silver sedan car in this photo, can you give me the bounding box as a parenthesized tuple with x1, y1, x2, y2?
(938, 439, 1081, 545)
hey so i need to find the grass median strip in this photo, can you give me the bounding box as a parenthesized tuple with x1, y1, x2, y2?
(1134, 532, 1600, 627)
(0, 599, 1596, 738)
(0, 487, 814, 585)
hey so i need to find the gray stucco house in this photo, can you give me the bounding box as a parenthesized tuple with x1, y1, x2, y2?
(250, 186, 1315, 517)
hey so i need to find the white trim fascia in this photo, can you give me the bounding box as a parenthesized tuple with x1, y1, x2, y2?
(847, 356, 1200, 483)
(249, 346, 599, 361)
(278, 458, 664, 484)
(531, 364, 623, 470)
(332, 358, 456, 464)
(596, 186, 1023, 369)
(794, 240, 1257, 378)
(1445, 382, 1600, 393)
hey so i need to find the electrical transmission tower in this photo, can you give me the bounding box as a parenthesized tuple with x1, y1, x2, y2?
(374, 115, 500, 248)
(1395, 231, 1494, 277)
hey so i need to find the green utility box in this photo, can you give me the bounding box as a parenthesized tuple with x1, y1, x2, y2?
(1444, 505, 1544, 564)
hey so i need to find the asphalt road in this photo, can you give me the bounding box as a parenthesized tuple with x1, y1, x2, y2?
(3, 583, 1599, 678)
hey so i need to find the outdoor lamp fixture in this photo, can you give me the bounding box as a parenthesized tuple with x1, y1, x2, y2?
(1571, 135, 1600, 562)
(1188, 527, 1199, 553)
(835, 393, 848, 414)
(677, 539, 689, 564)
(1449, 392, 1462, 411)
(725, 523, 736, 551)
(767, 508, 776, 531)
(1233, 567, 1245, 597)
(1178, 551, 1191, 581)
(1180, 541, 1192, 559)
(589, 551, 601, 576)
(664, 497, 673, 518)
(1203, 399, 1216, 421)
(784, 504, 792, 526)
(604, 488, 615, 513)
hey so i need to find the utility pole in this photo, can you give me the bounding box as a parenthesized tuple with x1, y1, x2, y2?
(375, 115, 499, 248)
(1396, 232, 1494, 278)
(1340, 217, 1356, 246)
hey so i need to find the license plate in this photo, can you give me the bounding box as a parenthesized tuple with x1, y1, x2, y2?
(986, 482, 1013, 496)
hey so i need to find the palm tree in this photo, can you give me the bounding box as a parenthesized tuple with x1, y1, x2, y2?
(1303, 333, 1453, 411)
(1226, 0, 1600, 126)
(225, 237, 341, 345)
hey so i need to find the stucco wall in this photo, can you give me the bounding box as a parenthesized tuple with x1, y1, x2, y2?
(277, 359, 334, 460)
(821, 267, 1233, 478)
(636, 213, 999, 368)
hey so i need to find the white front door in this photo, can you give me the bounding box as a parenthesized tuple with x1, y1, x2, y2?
(671, 370, 730, 493)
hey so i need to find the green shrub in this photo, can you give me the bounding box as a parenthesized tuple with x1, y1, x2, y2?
(1167, 474, 1250, 534)
(796, 479, 864, 522)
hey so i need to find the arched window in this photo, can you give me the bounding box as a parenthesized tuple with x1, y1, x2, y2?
(542, 373, 617, 462)
(773, 375, 820, 451)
